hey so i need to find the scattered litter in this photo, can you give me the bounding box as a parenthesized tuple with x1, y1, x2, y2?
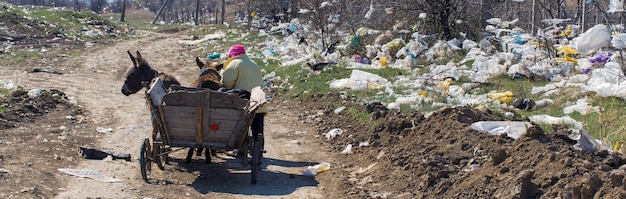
(207, 52, 221, 60)
(103, 155, 113, 162)
(486, 91, 513, 104)
(30, 68, 63, 75)
(27, 89, 42, 98)
(529, 114, 582, 129)
(471, 121, 533, 139)
(57, 168, 122, 183)
(0, 80, 18, 90)
(463, 163, 480, 172)
(563, 98, 601, 115)
(96, 127, 113, 134)
(0, 168, 9, 175)
(387, 102, 400, 110)
(568, 129, 610, 153)
(303, 162, 331, 176)
(263, 71, 276, 80)
(325, 128, 343, 140)
(177, 32, 227, 46)
(351, 162, 379, 176)
(512, 98, 535, 111)
(79, 147, 131, 161)
(359, 141, 370, 147)
(534, 99, 554, 109)
(334, 106, 346, 114)
(341, 144, 353, 154)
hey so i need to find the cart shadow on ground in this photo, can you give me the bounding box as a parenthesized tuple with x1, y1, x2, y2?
(162, 154, 321, 196)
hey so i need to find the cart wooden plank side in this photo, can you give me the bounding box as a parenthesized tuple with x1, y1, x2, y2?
(139, 78, 266, 184)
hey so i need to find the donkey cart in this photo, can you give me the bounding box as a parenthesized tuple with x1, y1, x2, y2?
(139, 78, 266, 184)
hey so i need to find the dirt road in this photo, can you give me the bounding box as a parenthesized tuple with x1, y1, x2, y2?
(1, 30, 326, 198)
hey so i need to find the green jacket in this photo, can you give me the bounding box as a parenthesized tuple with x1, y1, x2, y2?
(221, 54, 268, 113)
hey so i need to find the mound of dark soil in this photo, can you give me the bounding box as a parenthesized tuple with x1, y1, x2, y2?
(0, 89, 77, 129)
(0, 88, 96, 198)
(289, 92, 626, 198)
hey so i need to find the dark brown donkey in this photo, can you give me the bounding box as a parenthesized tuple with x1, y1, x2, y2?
(185, 57, 224, 163)
(121, 51, 181, 96)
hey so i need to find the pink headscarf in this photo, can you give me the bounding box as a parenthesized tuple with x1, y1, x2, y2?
(227, 44, 246, 57)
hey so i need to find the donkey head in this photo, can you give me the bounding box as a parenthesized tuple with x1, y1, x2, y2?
(121, 51, 159, 96)
(190, 57, 223, 90)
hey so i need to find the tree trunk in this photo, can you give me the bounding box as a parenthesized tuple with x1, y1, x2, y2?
(221, 0, 225, 24)
(121, 0, 126, 22)
(194, 0, 200, 25)
(153, 0, 171, 24)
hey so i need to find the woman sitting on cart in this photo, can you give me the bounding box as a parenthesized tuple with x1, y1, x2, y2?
(221, 44, 267, 151)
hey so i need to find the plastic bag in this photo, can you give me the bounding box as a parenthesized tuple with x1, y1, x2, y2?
(487, 91, 513, 103)
(611, 33, 626, 49)
(574, 24, 611, 55)
(325, 128, 343, 140)
(303, 162, 331, 176)
(470, 121, 533, 139)
(528, 114, 582, 129)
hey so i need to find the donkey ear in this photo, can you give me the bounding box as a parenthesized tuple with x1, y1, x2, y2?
(136, 51, 143, 61)
(195, 57, 204, 69)
(127, 50, 138, 67)
(215, 63, 224, 71)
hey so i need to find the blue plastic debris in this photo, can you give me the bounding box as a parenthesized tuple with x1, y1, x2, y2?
(288, 24, 297, 33)
(207, 53, 221, 60)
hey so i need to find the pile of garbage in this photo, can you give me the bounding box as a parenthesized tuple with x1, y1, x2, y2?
(0, 2, 133, 52)
(228, 13, 626, 145)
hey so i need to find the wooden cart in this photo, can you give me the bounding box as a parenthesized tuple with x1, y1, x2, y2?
(139, 78, 266, 184)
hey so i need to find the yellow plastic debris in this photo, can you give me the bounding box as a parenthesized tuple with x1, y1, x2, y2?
(556, 46, 579, 63)
(419, 91, 428, 97)
(557, 46, 579, 55)
(386, 40, 404, 49)
(380, 57, 388, 67)
(529, 41, 546, 47)
(614, 141, 622, 151)
(559, 25, 572, 37)
(487, 91, 513, 104)
(436, 78, 453, 96)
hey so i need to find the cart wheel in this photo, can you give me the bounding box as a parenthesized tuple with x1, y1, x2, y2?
(139, 138, 152, 182)
(161, 147, 170, 165)
(251, 135, 263, 184)
(154, 135, 169, 166)
(153, 143, 166, 170)
(241, 137, 251, 167)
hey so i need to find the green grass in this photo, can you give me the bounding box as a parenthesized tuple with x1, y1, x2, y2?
(0, 89, 9, 113)
(16, 6, 123, 40)
(471, 74, 550, 97)
(482, 75, 626, 144)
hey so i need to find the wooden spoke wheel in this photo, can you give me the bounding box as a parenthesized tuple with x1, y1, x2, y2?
(139, 138, 152, 182)
(251, 134, 263, 184)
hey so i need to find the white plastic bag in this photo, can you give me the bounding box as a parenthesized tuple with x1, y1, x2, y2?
(574, 24, 611, 55)
(325, 128, 343, 140)
(528, 115, 582, 129)
(303, 162, 331, 176)
(470, 121, 533, 139)
(611, 33, 626, 49)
